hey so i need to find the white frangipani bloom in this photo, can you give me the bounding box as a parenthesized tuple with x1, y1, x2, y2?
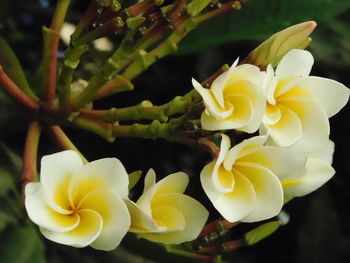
(25, 150, 130, 251)
(192, 60, 266, 133)
(125, 169, 209, 244)
(200, 134, 307, 223)
(261, 49, 349, 151)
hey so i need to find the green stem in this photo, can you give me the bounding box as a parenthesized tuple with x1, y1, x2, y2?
(164, 245, 216, 262)
(80, 100, 168, 122)
(71, 114, 191, 142)
(121, 17, 198, 81)
(42, 0, 72, 102)
(199, 218, 239, 237)
(71, 0, 98, 40)
(22, 122, 41, 188)
(47, 125, 88, 163)
(72, 16, 147, 111)
(57, 44, 88, 113)
(74, 17, 125, 46)
(94, 75, 134, 99)
(0, 66, 39, 111)
(194, 1, 242, 23)
(71, 117, 115, 142)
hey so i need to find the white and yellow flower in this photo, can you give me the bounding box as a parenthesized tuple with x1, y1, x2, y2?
(192, 61, 266, 133)
(125, 169, 208, 244)
(200, 134, 307, 223)
(25, 150, 130, 251)
(261, 49, 349, 151)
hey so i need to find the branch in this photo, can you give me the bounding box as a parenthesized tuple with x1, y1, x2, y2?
(0, 66, 39, 111)
(22, 122, 41, 188)
(46, 125, 88, 163)
(42, 0, 72, 102)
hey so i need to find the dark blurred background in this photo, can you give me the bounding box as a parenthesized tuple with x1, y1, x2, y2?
(0, 0, 349, 262)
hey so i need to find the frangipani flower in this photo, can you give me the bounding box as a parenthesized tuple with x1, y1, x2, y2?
(200, 134, 307, 223)
(279, 140, 335, 198)
(261, 49, 349, 151)
(25, 150, 130, 251)
(125, 169, 208, 244)
(192, 60, 266, 133)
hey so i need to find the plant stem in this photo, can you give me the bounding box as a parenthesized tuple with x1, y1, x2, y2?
(22, 122, 41, 188)
(0, 66, 39, 111)
(71, 0, 98, 40)
(164, 245, 216, 262)
(72, 16, 148, 110)
(57, 44, 88, 113)
(199, 218, 239, 237)
(71, 117, 115, 142)
(42, 0, 72, 102)
(47, 125, 88, 163)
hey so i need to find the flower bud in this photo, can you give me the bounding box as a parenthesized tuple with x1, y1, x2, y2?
(244, 21, 317, 68)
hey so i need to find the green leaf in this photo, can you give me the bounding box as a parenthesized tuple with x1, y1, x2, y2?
(178, 0, 350, 54)
(0, 168, 15, 196)
(0, 211, 16, 233)
(245, 221, 281, 246)
(0, 37, 36, 99)
(0, 224, 46, 263)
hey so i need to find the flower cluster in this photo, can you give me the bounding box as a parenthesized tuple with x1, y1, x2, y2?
(25, 151, 209, 250)
(194, 49, 349, 222)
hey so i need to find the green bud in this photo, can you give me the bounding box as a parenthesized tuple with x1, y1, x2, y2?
(245, 21, 317, 68)
(245, 221, 281, 245)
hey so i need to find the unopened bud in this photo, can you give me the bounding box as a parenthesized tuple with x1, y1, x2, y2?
(245, 21, 317, 68)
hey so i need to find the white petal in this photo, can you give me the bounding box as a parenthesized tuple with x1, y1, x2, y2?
(201, 94, 253, 131)
(40, 209, 102, 248)
(237, 146, 307, 180)
(282, 158, 335, 197)
(70, 158, 129, 205)
(201, 163, 256, 222)
(263, 104, 281, 125)
(40, 150, 84, 214)
(154, 172, 189, 196)
(298, 76, 349, 117)
(192, 78, 231, 118)
(264, 104, 302, 146)
(78, 189, 130, 251)
(280, 98, 330, 152)
(211, 134, 232, 192)
(25, 183, 79, 232)
(227, 64, 266, 86)
(125, 199, 163, 233)
(263, 64, 278, 105)
(307, 140, 334, 165)
(235, 164, 283, 222)
(143, 169, 156, 193)
(136, 171, 189, 214)
(211, 59, 239, 107)
(223, 136, 267, 171)
(275, 49, 314, 79)
(139, 193, 209, 244)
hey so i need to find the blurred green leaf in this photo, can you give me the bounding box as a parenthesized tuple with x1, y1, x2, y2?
(0, 210, 16, 233)
(0, 224, 46, 263)
(245, 221, 281, 246)
(310, 13, 350, 66)
(0, 168, 15, 196)
(178, 0, 350, 54)
(0, 36, 31, 93)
